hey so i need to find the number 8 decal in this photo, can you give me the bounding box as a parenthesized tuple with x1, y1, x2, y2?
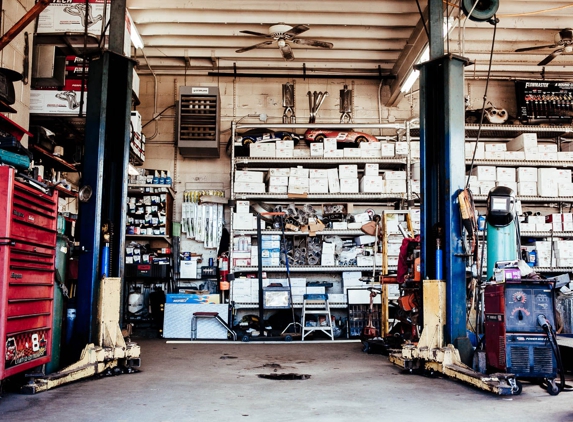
(31, 334, 40, 352)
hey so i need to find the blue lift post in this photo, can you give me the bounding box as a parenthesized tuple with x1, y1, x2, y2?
(75, 0, 134, 352)
(419, 0, 468, 346)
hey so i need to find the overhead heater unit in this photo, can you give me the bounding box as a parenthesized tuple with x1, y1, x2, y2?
(177, 86, 220, 158)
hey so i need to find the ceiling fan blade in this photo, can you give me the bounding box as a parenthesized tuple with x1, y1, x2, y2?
(285, 24, 309, 38)
(515, 44, 557, 52)
(538, 48, 564, 66)
(280, 43, 295, 61)
(240, 30, 272, 38)
(292, 38, 334, 49)
(236, 40, 274, 53)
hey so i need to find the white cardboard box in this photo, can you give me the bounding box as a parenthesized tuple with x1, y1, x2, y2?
(236, 200, 250, 214)
(395, 143, 408, 156)
(327, 168, 339, 180)
(504, 151, 526, 161)
(559, 183, 573, 197)
(538, 168, 559, 197)
(233, 213, 255, 229)
(479, 181, 496, 195)
(485, 143, 507, 152)
(380, 143, 395, 157)
(496, 181, 517, 193)
(275, 148, 294, 158)
(359, 142, 381, 150)
(343, 148, 362, 158)
(507, 133, 537, 151)
(323, 138, 337, 151)
(364, 163, 380, 176)
(471, 166, 497, 181)
(328, 178, 340, 193)
(360, 176, 385, 193)
(484, 151, 505, 160)
(268, 185, 288, 194)
(383, 170, 407, 180)
(269, 176, 289, 186)
(276, 140, 294, 149)
(538, 152, 558, 161)
(496, 167, 516, 182)
(339, 164, 358, 178)
(517, 167, 537, 182)
(290, 167, 309, 178)
(309, 178, 329, 193)
(234, 182, 266, 193)
(324, 148, 344, 158)
(339, 178, 359, 193)
(465, 142, 485, 159)
(386, 179, 407, 193)
(310, 143, 324, 157)
(235, 170, 264, 183)
(518, 182, 537, 196)
(361, 149, 381, 158)
(309, 169, 328, 179)
(537, 143, 558, 153)
(250, 143, 275, 157)
(269, 168, 290, 177)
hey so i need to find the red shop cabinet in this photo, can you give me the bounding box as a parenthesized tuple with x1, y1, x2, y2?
(0, 166, 58, 380)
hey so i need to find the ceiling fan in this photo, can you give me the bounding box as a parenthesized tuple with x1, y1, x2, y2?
(235, 23, 333, 61)
(515, 28, 573, 66)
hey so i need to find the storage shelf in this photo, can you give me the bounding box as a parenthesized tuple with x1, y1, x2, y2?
(473, 195, 573, 202)
(30, 144, 77, 172)
(234, 229, 365, 236)
(232, 193, 405, 200)
(53, 184, 77, 198)
(233, 301, 348, 309)
(533, 267, 573, 272)
(467, 159, 573, 168)
(233, 265, 394, 273)
(521, 231, 573, 238)
(128, 184, 175, 197)
(125, 234, 172, 244)
(234, 157, 407, 165)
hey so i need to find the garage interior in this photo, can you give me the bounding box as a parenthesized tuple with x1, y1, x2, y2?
(1, 0, 573, 419)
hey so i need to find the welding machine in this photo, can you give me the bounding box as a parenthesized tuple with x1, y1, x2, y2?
(483, 187, 559, 395)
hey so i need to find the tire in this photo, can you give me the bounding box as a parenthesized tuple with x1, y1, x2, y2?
(546, 379, 560, 396)
(242, 138, 255, 146)
(512, 380, 522, 395)
(355, 136, 367, 144)
(281, 134, 292, 140)
(241, 335, 250, 342)
(314, 134, 325, 143)
(284, 335, 293, 342)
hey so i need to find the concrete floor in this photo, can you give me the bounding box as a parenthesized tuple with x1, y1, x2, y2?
(1, 338, 572, 422)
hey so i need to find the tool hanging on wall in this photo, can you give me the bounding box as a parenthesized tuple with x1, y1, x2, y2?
(339, 84, 353, 123)
(181, 190, 225, 249)
(282, 82, 296, 123)
(307, 90, 328, 123)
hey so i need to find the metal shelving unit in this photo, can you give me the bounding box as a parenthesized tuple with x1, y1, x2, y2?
(230, 122, 410, 310)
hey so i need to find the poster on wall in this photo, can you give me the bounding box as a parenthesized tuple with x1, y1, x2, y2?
(5, 329, 49, 369)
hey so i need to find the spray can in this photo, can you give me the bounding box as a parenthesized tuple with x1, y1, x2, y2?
(477, 215, 486, 231)
(528, 249, 537, 267)
(65, 308, 76, 345)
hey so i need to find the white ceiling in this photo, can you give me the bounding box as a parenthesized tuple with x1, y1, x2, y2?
(126, 1, 573, 97)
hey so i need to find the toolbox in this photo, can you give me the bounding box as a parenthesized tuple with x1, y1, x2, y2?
(0, 148, 31, 170)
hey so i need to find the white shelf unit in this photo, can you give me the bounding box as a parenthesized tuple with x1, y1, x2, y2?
(464, 123, 573, 273)
(229, 122, 412, 310)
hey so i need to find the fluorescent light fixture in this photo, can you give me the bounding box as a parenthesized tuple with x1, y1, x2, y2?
(128, 163, 140, 176)
(400, 45, 429, 93)
(400, 18, 454, 93)
(126, 9, 144, 49)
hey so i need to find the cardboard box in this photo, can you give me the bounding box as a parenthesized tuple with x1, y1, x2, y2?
(269, 176, 289, 186)
(323, 138, 337, 151)
(558, 151, 573, 161)
(290, 167, 309, 178)
(309, 178, 329, 193)
(557, 169, 572, 182)
(38, 1, 110, 34)
(328, 178, 340, 193)
(364, 163, 379, 176)
(359, 142, 381, 150)
(496, 181, 517, 193)
(504, 151, 526, 161)
(496, 167, 516, 182)
(233, 213, 255, 229)
(518, 182, 537, 196)
(276, 140, 294, 149)
(360, 176, 385, 193)
(268, 185, 288, 194)
(309, 169, 328, 179)
(310, 143, 324, 156)
(324, 148, 344, 158)
(236, 200, 250, 214)
(485, 143, 507, 152)
(269, 168, 291, 177)
(289, 176, 309, 187)
(386, 179, 407, 193)
(538, 152, 558, 161)
(538, 168, 559, 197)
(294, 149, 311, 158)
(507, 133, 537, 151)
(516, 167, 537, 182)
(339, 178, 359, 193)
(275, 148, 294, 158)
(383, 170, 407, 180)
(559, 183, 573, 197)
(471, 166, 497, 181)
(479, 181, 496, 195)
(395, 143, 408, 156)
(235, 170, 265, 183)
(250, 143, 275, 157)
(484, 151, 505, 160)
(339, 164, 358, 178)
(465, 142, 485, 159)
(327, 168, 339, 180)
(343, 148, 362, 158)
(288, 185, 308, 195)
(234, 182, 266, 193)
(361, 149, 381, 158)
(537, 143, 558, 153)
(31, 89, 89, 114)
(564, 222, 573, 231)
(380, 143, 395, 157)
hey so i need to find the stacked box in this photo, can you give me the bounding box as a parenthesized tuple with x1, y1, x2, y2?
(538, 168, 559, 197)
(465, 142, 485, 159)
(507, 133, 537, 151)
(360, 176, 385, 193)
(359, 142, 381, 158)
(534, 241, 555, 267)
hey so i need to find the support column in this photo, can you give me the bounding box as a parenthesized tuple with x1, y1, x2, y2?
(419, 54, 468, 345)
(76, 51, 133, 350)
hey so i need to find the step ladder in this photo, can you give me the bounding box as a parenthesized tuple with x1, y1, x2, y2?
(301, 294, 334, 341)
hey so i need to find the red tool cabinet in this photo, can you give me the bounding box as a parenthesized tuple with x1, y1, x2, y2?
(0, 166, 58, 380)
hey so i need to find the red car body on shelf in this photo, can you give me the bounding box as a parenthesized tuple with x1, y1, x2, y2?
(304, 129, 378, 145)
